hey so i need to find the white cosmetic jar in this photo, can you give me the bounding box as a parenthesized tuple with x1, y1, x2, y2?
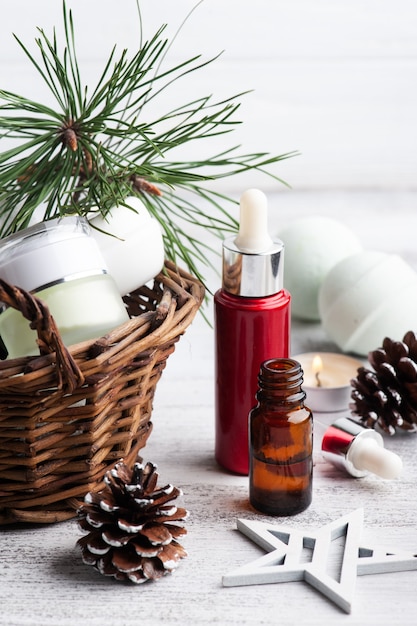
(0, 215, 129, 358)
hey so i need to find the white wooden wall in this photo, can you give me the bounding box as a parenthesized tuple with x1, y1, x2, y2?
(0, 0, 416, 195)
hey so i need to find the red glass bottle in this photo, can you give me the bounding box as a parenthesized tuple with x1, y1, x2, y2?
(214, 189, 291, 475)
(249, 358, 313, 515)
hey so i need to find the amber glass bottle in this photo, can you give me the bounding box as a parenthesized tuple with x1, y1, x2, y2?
(249, 358, 313, 516)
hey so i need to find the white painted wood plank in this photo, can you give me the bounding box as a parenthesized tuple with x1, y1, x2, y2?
(3, 0, 417, 61)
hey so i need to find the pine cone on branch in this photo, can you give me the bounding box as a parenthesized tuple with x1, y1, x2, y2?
(77, 459, 188, 583)
(350, 331, 417, 434)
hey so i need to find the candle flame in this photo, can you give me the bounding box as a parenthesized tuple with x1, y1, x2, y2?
(312, 355, 323, 374)
(312, 354, 323, 388)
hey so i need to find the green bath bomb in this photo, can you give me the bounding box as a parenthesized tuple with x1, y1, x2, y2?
(278, 216, 362, 321)
(319, 251, 417, 356)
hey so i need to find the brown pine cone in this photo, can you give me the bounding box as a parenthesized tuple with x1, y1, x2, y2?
(77, 459, 188, 583)
(350, 330, 417, 434)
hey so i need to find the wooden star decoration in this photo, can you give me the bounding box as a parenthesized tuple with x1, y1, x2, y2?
(222, 509, 417, 613)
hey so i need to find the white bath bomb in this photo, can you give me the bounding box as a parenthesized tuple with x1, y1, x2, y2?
(89, 196, 164, 295)
(319, 251, 417, 356)
(278, 216, 362, 321)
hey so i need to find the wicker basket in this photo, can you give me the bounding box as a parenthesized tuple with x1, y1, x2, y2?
(0, 260, 204, 525)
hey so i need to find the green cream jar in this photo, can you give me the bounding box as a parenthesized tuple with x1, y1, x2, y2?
(0, 216, 129, 358)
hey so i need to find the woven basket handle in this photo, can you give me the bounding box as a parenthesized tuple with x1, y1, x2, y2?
(0, 278, 84, 392)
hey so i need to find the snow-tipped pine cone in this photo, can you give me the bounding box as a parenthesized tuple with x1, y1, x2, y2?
(77, 459, 188, 583)
(350, 330, 417, 434)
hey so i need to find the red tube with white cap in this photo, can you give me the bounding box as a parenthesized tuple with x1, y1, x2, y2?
(214, 189, 291, 475)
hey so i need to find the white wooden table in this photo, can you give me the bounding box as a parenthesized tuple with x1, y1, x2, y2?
(2, 191, 417, 625)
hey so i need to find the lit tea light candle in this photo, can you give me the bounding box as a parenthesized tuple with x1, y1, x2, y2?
(293, 352, 364, 412)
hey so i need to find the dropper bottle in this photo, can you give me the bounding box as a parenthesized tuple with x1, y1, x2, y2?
(214, 189, 291, 475)
(321, 417, 403, 479)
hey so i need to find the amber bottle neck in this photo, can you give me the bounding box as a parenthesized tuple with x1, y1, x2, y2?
(256, 358, 306, 405)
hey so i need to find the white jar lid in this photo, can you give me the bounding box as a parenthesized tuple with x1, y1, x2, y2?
(0, 216, 108, 291)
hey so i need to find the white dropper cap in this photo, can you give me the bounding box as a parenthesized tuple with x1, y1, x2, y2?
(234, 189, 273, 253)
(348, 434, 403, 480)
(221, 188, 284, 297)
